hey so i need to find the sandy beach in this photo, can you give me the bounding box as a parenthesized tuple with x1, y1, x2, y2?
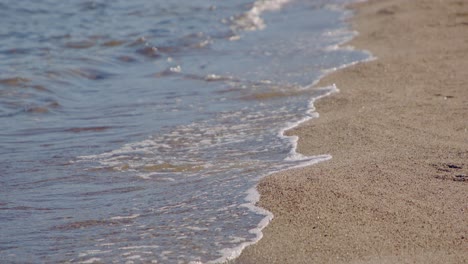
(235, 0, 468, 263)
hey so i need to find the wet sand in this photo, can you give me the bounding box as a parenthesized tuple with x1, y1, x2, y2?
(235, 0, 468, 263)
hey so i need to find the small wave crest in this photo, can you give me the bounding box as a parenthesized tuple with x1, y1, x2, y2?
(230, 0, 292, 32)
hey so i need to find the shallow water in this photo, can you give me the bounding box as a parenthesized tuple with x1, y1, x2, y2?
(0, 0, 369, 263)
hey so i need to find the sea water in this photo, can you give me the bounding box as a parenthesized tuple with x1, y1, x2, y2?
(0, 0, 369, 263)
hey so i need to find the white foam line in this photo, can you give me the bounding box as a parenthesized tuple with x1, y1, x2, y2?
(207, 186, 271, 264)
(281, 84, 338, 163)
(209, 149, 332, 264)
(208, 84, 336, 264)
(110, 214, 140, 220)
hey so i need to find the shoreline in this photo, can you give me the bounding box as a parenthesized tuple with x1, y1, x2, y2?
(235, 0, 468, 263)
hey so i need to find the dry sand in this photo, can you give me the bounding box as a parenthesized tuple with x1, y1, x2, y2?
(235, 0, 468, 263)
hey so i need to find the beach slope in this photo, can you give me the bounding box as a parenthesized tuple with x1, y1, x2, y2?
(235, 0, 468, 263)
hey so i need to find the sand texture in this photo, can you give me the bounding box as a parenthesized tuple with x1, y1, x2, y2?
(235, 0, 468, 263)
